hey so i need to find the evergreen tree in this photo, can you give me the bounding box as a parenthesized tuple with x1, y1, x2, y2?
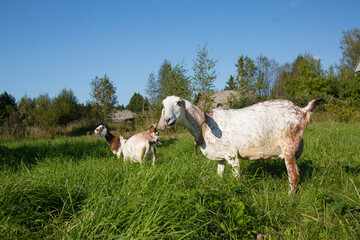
(0, 91, 16, 124)
(224, 75, 236, 90)
(235, 55, 258, 96)
(126, 93, 149, 114)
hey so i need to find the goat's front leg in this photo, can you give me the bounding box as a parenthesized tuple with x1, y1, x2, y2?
(193, 138, 199, 157)
(226, 157, 241, 180)
(217, 160, 226, 176)
(151, 147, 157, 166)
(284, 154, 300, 195)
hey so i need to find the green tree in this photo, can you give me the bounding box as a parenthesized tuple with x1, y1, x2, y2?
(338, 28, 360, 100)
(145, 60, 171, 104)
(256, 54, 279, 97)
(271, 63, 291, 98)
(192, 43, 217, 93)
(192, 42, 217, 110)
(224, 75, 236, 90)
(167, 61, 192, 100)
(90, 74, 118, 122)
(18, 95, 36, 126)
(52, 88, 81, 125)
(285, 54, 329, 105)
(146, 60, 192, 103)
(235, 55, 259, 96)
(340, 28, 360, 71)
(33, 94, 53, 127)
(0, 91, 16, 124)
(145, 72, 160, 104)
(126, 93, 150, 114)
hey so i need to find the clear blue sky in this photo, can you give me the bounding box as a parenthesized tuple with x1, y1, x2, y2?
(1, 0, 359, 106)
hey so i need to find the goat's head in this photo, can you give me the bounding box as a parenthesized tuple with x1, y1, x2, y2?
(157, 95, 205, 131)
(147, 123, 159, 137)
(94, 125, 107, 138)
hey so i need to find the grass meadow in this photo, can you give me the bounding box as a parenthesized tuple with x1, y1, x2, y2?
(1, 123, 360, 239)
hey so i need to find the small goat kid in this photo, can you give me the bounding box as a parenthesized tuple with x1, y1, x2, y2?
(94, 124, 160, 166)
(120, 124, 161, 166)
(94, 125, 124, 158)
(157, 96, 324, 194)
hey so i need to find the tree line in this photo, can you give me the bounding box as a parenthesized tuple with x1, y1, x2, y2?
(1, 28, 359, 137)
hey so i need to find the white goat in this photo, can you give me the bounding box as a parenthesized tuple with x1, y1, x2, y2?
(120, 124, 161, 166)
(94, 125, 127, 158)
(157, 95, 325, 194)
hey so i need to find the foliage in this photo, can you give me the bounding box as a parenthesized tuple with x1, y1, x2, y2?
(285, 54, 330, 105)
(324, 97, 360, 123)
(340, 27, 360, 71)
(166, 61, 192, 100)
(146, 60, 192, 105)
(256, 54, 279, 97)
(0, 91, 17, 124)
(235, 55, 259, 96)
(52, 88, 81, 125)
(228, 95, 269, 109)
(192, 42, 217, 111)
(33, 94, 54, 127)
(271, 63, 291, 98)
(192, 42, 217, 93)
(145, 72, 160, 104)
(90, 74, 118, 122)
(145, 60, 171, 104)
(18, 95, 36, 126)
(126, 92, 150, 114)
(224, 75, 235, 90)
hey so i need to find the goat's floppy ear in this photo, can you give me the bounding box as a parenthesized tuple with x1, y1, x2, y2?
(185, 100, 205, 125)
(157, 108, 166, 132)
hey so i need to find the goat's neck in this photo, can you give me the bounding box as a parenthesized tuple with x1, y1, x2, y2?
(104, 130, 115, 144)
(182, 111, 204, 143)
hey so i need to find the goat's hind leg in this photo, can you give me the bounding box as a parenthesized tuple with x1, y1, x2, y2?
(284, 153, 300, 195)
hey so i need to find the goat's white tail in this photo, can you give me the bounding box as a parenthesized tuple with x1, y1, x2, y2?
(304, 98, 326, 112)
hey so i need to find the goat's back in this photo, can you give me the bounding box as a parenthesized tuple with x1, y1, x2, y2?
(201, 99, 308, 160)
(121, 132, 153, 160)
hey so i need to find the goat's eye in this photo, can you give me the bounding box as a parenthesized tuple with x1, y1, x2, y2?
(177, 101, 183, 107)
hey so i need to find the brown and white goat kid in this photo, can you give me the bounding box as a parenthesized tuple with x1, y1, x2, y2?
(157, 95, 325, 194)
(94, 125, 127, 158)
(120, 124, 161, 166)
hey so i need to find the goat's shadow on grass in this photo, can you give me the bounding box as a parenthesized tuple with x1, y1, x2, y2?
(0, 139, 109, 172)
(158, 138, 178, 148)
(2, 184, 87, 234)
(243, 158, 320, 182)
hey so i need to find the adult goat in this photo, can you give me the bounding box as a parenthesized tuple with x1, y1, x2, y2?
(157, 95, 325, 194)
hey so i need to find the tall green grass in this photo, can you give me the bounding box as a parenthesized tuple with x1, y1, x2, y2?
(0, 123, 359, 239)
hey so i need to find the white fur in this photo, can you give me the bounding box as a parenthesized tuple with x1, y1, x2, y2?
(120, 125, 160, 166)
(158, 95, 323, 194)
